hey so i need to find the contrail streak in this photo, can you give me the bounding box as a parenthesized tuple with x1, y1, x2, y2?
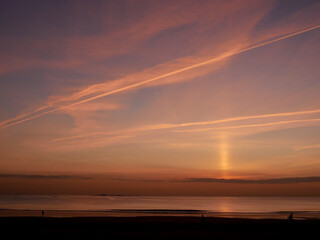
(52, 110, 320, 143)
(0, 105, 53, 128)
(174, 118, 320, 132)
(1, 24, 320, 130)
(161, 109, 320, 129)
(295, 143, 320, 151)
(125, 109, 320, 132)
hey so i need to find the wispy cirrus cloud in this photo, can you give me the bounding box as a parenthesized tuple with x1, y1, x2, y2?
(1, 23, 319, 130)
(44, 108, 320, 142)
(174, 118, 320, 133)
(1, 0, 320, 194)
(295, 144, 320, 151)
(31, 109, 320, 152)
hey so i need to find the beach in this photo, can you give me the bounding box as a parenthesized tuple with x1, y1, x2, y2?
(1, 216, 319, 239)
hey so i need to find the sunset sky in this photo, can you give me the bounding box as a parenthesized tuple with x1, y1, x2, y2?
(0, 0, 320, 196)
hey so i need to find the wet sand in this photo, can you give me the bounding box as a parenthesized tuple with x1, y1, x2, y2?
(1, 216, 319, 239)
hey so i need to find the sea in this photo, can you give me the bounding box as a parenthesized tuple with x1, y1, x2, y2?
(0, 195, 319, 219)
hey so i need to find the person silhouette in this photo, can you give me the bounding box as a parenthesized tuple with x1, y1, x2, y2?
(287, 212, 293, 221)
(201, 214, 205, 224)
(42, 210, 45, 217)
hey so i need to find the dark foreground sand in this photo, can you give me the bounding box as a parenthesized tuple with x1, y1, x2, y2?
(1, 216, 319, 240)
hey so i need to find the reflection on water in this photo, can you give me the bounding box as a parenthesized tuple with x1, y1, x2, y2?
(0, 195, 319, 219)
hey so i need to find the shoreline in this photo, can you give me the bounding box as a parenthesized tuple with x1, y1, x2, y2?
(1, 208, 319, 220)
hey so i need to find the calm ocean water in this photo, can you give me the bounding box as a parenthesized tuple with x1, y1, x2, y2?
(0, 195, 319, 219)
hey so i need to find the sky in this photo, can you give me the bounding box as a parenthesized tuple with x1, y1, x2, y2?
(0, 0, 320, 196)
